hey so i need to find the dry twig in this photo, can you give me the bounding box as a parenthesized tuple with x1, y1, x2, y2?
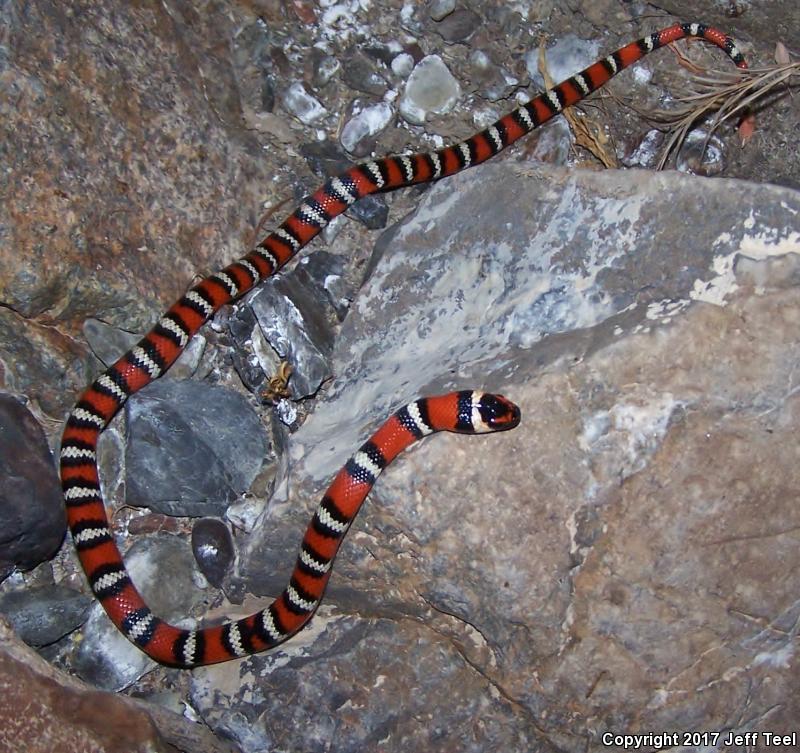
(537, 38, 619, 168)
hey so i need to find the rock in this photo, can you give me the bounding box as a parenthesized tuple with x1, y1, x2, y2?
(297, 250, 352, 322)
(468, 49, 519, 101)
(0, 1, 278, 340)
(675, 129, 726, 176)
(111, 321, 207, 385)
(225, 496, 268, 536)
(390, 52, 415, 78)
(228, 346, 266, 395)
(0, 617, 239, 753)
(428, 0, 456, 22)
(259, 77, 276, 113)
(225, 248, 350, 405)
(191, 518, 235, 588)
(0, 309, 95, 419)
(361, 42, 399, 68)
(622, 129, 664, 169)
(190, 612, 544, 753)
(224, 163, 800, 748)
(71, 602, 155, 690)
(340, 102, 394, 156)
(4, 2, 799, 751)
(345, 193, 390, 230)
(248, 260, 340, 399)
(432, 8, 481, 43)
(230, 19, 273, 118)
(0, 395, 65, 574)
(310, 48, 340, 88)
(167, 332, 207, 380)
(0, 584, 91, 647)
(125, 380, 268, 517)
(471, 104, 501, 129)
(399, 55, 461, 125)
(127, 513, 181, 535)
(283, 82, 326, 124)
(341, 52, 389, 97)
(300, 140, 351, 177)
(81, 319, 140, 366)
(82, 318, 205, 379)
(527, 116, 572, 165)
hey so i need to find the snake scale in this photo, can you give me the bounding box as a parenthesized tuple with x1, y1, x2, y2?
(59, 22, 747, 667)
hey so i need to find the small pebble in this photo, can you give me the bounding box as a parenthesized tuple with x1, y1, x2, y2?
(283, 82, 327, 124)
(676, 130, 726, 176)
(391, 52, 415, 78)
(340, 102, 394, 155)
(191, 518, 235, 589)
(342, 53, 389, 96)
(311, 50, 340, 87)
(428, 0, 456, 22)
(433, 8, 480, 43)
(399, 55, 461, 125)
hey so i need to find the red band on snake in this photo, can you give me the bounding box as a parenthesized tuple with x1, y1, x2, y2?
(60, 22, 747, 667)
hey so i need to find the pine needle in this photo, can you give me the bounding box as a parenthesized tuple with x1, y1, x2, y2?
(650, 61, 800, 169)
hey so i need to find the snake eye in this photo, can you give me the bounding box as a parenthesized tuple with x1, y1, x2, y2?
(478, 393, 521, 430)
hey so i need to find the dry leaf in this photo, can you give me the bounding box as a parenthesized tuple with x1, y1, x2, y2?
(775, 42, 790, 66)
(738, 112, 757, 146)
(290, 0, 316, 25)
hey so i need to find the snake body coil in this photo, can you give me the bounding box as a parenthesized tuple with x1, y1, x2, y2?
(60, 23, 747, 667)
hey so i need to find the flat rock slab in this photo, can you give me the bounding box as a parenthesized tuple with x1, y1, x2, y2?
(284, 163, 800, 484)
(125, 380, 268, 517)
(215, 163, 800, 752)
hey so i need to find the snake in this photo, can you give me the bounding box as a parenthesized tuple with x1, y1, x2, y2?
(59, 22, 747, 667)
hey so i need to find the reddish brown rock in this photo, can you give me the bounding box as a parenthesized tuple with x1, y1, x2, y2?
(0, 619, 236, 753)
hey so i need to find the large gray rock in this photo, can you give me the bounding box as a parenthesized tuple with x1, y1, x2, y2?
(196, 162, 800, 752)
(0, 584, 91, 647)
(0, 395, 65, 575)
(125, 380, 269, 517)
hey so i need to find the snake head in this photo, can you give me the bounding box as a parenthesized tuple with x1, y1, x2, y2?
(472, 392, 521, 433)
